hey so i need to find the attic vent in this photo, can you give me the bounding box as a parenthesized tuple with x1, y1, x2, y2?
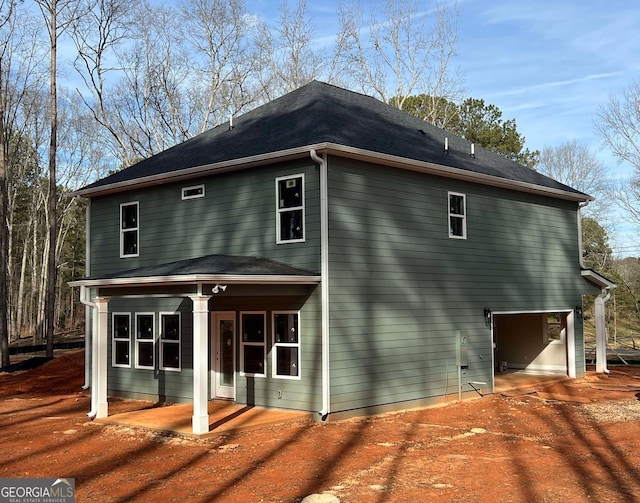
(418, 129, 427, 135)
(182, 184, 205, 200)
(444, 137, 449, 153)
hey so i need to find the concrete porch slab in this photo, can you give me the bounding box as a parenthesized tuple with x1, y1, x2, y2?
(96, 400, 313, 438)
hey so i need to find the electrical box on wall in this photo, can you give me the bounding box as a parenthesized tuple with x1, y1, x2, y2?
(459, 331, 469, 369)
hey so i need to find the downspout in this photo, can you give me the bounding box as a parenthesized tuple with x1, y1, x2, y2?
(578, 201, 612, 373)
(595, 290, 611, 374)
(310, 149, 330, 420)
(576, 202, 587, 376)
(577, 201, 589, 268)
(79, 285, 99, 418)
(82, 198, 91, 390)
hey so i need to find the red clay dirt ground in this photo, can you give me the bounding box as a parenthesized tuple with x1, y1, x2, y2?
(1, 351, 640, 503)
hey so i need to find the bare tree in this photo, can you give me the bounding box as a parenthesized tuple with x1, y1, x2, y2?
(595, 80, 640, 230)
(538, 140, 611, 219)
(0, 0, 49, 364)
(7, 86, 48, 345)
(54, 90, 106, 330)
(5, 86, 93, 347)
(331, 0, 462, 118)
(616, 257, 640, 319)
(274, 0, 324, 92)
(35, 0, 84, 357)
(73, 0, 324, 164)
(0, 0, 15, 367)
(254, 0, 325, 101)
(117, 3, 188, 157)
(71, 0, 133, 167)
(74, 0, 184, 165)
(179, 0, 258, 132)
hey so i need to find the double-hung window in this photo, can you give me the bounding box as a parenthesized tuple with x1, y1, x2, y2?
(112, 313, 131, 367)
(276, 174, 305, 243)
(135, 313, 155, 369)
(120, 202, 139, 257)
(448, 192, 467, 239)
(272, 312, 300, 379)
(240, 312, 266, 376)
(160, 312, 181, 371)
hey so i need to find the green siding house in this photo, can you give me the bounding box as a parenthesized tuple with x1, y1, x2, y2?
(71, 81, 613, 434)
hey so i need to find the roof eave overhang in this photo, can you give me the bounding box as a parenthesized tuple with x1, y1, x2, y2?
(71, 146, 315, 198)
(581, 269, 616, 290)
(74, 142, 592, 203)
(323, 144, 592, 203)
(69, 274, 321, 288)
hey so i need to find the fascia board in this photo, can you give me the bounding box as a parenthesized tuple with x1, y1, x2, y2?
(581, 269, 616, 289)
(73, 142, 591, 203)
(71, 146, 315, 198)
(69, 274, 321, 288)
(320, 144, 593, 203)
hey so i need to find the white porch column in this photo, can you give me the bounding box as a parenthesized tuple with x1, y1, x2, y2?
(566, 311, 577, 379)
(595, 291, 611, 374)
(190, 294, 211, 434)
(93, 297, 110, 418)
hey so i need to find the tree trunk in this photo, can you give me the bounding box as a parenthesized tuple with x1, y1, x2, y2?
(15, 229, 29, 341)
(33, 215, 44, 344)
(45, 0, 58, 358)
(0, 140, 9, 367)
(0, 60, 9, 367)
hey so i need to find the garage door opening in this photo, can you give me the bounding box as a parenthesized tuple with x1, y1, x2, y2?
(493, 311, 574, 378)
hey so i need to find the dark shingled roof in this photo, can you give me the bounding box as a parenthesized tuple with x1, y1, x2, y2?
(85, 254, 319, 281)
(79, 81, 586, 198)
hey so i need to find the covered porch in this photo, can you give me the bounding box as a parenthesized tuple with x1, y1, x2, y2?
(70, 254, 322, 435)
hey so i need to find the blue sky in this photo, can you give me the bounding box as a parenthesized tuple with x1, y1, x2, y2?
(255, 0, 640, 254)
(451, 0, 640, 255)
(454, 1, 638, 159)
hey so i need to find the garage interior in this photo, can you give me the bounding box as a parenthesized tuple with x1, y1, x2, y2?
(493, 312, 571, 377)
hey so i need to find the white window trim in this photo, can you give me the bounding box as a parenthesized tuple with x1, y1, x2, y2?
(112, 312, 131, 368)
(272, 311, 301, 380)
(240, 311, 267, 378)
(275, 174, 305, 244)
(159, 311, 181, 371)
(120, 201, 139, 258)
(181, 184, 205, 200)
(135, 312, 155, 370)
(448, 192, 467, 240)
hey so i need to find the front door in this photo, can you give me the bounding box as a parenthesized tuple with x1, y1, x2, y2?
(212, 312, 235, 399)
